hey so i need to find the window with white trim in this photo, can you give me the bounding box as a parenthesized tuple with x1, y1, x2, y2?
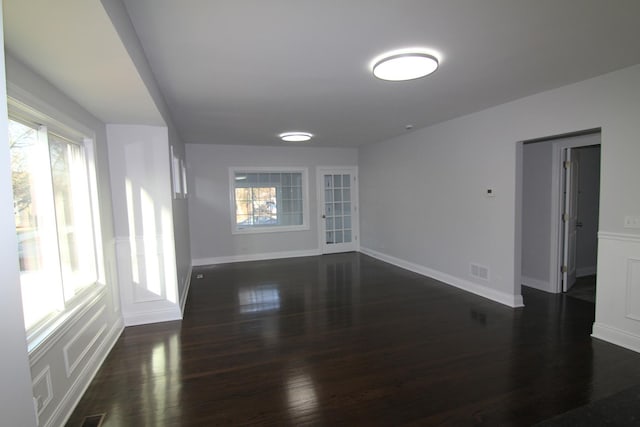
(230, 168, 309, 233)
(8, 100, 103, 340)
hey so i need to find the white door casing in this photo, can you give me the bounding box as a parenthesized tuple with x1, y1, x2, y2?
(317, 167, 359, 254)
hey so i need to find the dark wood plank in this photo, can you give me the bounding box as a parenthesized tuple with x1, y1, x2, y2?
(66, 253, 640, 426)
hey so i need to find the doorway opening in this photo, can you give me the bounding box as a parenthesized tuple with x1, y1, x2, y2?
(519, 130, 601, 304)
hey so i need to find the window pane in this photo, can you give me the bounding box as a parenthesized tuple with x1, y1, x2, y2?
(233, 171, 304, 230)
(324, 189, 333, 202)
(343, 175, 350, 188)
(333, 174, 342, 187)
(9, 120, 64, 329)
(324, 175, 332, 189)
(49, 135, 98, 300)
(325, 217, 334, 231)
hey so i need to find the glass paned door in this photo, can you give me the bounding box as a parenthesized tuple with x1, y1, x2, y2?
(318, 167, 357, 254)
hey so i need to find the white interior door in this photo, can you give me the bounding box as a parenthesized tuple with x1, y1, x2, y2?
(562, 148, 580, 292)
(318, 167, 358, 254)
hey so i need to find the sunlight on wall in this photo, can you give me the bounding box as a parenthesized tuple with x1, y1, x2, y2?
(125, 178, 140, 285)
(161, 206, 178, 304)
(141, 187, 162, 297)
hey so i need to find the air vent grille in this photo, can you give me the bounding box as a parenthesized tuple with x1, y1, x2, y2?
(470, 263, 489, 281)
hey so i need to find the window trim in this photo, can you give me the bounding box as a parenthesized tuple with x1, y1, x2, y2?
(7, 95, 106, 354)
(229, 167, 310, 234)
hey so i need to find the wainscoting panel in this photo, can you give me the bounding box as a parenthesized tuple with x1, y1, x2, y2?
(62, 305, 107, 377)
(593, 232, 640, 353)
(626, 258, 640, 321)
(32, 365, 53, 418)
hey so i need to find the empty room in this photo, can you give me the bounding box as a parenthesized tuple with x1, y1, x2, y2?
(2, 1, 640, 426)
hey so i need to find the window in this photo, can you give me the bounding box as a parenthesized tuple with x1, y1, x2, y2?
(230, 168, 309, 233)
(8, 102, 102, 339)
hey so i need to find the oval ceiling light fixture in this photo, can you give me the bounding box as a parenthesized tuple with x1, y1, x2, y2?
(371, 48, 440, 81)
(280, 131, 313, 142)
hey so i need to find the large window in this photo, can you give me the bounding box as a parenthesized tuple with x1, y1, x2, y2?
(8, 103, 102, 339)
(230, 168, 309, 233)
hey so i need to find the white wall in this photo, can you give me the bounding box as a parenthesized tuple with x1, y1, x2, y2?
(186, 144, 357, 264)
(4, 55, 124, 426)
(107, 124, 182, 326)
(101, 0, 192, 311)
(359, 64, 640, 352)
(0, 9, 39, 425)
(521, 142, 553, 291)
(576, 145, 600, 276)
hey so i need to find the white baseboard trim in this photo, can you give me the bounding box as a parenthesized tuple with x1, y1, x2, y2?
(193, 248, 321, 266)
(123, 306, 182, 327)
(592, 322, 640, 353)
(50, 318, 123, 427)
(359, 247, 524, 308)
(598, 231, 640, 243)
(577, 266, 597, 277)
(522, 275, 554, 293)
(180, 264, 193, 314)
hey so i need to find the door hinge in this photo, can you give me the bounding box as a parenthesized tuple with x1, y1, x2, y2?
(563, 160, 571, 169)
(561, 265, 568, 273)
(562, 213, 568, 222)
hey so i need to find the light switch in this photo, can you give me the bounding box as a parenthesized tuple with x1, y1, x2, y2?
(486, 188, 495, 197)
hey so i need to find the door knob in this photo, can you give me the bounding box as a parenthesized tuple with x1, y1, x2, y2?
(576, 221, 583, 228)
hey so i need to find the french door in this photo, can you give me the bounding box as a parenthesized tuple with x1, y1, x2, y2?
(317, 167, 358, 254)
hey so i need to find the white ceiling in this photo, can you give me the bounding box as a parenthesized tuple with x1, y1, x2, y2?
(3, 0, 164, 126)
(4, 1, 640, 147)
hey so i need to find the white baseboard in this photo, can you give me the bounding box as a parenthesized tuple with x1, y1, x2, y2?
(359, 247, 524, 308)
(180, 264, 193, 314)
(592, 322, 640, 353)
(522, 275, 554, 293)
(50, 318, 123, 427)
(123, 306, 182, 327)
(193, 248, 321, 266)
(577, 266, 597, 277)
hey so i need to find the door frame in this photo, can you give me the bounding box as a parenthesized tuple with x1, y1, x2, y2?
(316, 166, 359, 254)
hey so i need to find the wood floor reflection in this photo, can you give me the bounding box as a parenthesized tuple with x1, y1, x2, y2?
(66, 253, 640, 426)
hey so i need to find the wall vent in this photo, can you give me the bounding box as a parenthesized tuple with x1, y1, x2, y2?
(470, 263, 490, 281)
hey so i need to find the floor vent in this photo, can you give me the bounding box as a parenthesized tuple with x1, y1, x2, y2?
(81, 414, 105, 427)
(470, 263, 489, 280)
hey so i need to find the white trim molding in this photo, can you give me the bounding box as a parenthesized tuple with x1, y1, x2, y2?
(123, 306, 182, 327)
(49, 318, 123, 427)
(593, 231, 640, 354)
(360, 247, 524, 308)
(592, 322, 640, 354)
(193, 248, 321, 266)
(599, 231, 640, 243)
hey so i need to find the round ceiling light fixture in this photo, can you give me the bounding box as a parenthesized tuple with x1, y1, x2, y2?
(372, 49, 440, 81)
(279, 131, 313, 142)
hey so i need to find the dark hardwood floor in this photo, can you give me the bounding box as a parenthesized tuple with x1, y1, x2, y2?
(66, 253, 640, 426)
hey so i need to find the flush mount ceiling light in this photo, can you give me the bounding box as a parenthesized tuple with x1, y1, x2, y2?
(279, 132, 313, 142)
(371, 49, 440, 81)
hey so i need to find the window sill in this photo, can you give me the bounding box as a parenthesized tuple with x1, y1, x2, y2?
(232, 224, 310, 235)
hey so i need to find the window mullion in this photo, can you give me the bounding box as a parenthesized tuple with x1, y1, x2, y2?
(37, 125, 65, 312)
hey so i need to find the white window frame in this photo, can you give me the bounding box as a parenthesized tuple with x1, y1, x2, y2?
(7, 96, 106, 353)
(229, 167, 310, 234)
